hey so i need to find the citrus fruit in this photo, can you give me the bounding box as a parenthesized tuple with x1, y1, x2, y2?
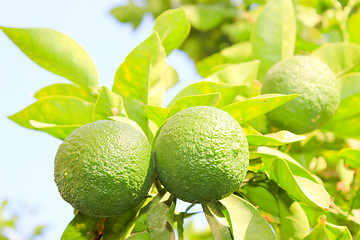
(154, 106, 249, 203)
(54, 120, 154, 217)
(261, 55, 340, 134)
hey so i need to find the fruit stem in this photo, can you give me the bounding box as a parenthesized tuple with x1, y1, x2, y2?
(185, 203, 196, 213)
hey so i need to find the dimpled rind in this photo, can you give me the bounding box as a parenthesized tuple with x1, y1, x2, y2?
(54, 120, 154, 217)
(154, 106, 249, 203)
(261, 55, 340, 134)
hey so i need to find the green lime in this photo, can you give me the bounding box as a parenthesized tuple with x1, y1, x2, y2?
(54, 120, 154, 217)
(154, 106, 249, 203)
(261, 55, 340, 134)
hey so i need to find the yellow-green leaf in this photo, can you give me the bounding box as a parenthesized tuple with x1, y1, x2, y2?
(93, 86, 127, 121)
(110, 3, 145, 29)
(168, 93, 221, 117)
(255, 147, 320, 184)
(251, 0, 296, 78)
(165, 65, 179, 91)
(145, 106, 170, 127)
(202, 203, 232, 240)
(153, 8, 190, 55)
(339, 148, 360, 169)
(338, 73, 360, 101)
(349, 13, 360, 45)
(220, 195, 278, 240)
(205, 60, 260, 88)
(8, 96, 94, 139)
(311, 43, 360, 76)
(303, 216, 328, 240)
(0, 27, 99, 92)
(242, 182, 279, 216)
(34, 83, 97, 103)
(260, 156, 330, 209)
(29, 121, 82, 140)
(222, 94, 298, 123)
(277, 191, 310, 240)
(112, 32, 167, 138)
(183, 4, 235, 31)
(61, 213, 104, 240)
(247, 130, 306, 146)
(167, 81, 246, 108)
(196, 42, 253, 77)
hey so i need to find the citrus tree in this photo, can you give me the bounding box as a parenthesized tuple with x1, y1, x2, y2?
(2, 0, 360, 239)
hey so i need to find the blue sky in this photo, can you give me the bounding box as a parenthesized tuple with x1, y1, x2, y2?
(0, 0, 202, 238)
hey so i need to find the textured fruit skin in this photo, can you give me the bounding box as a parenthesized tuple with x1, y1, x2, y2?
(54, 120, 154, 217)
(261, 55, 340, 134)
(154, 106, 249, 203)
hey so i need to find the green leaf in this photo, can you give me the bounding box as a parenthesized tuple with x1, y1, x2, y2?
(34, 83, 97, 103)
(0, 27, 99, 92)
(221, 20, 253, 43)
(302, 204, 360, 236)
(28, 121, 81, 140)
(110, 3, 145, 29)
(322, 75, 360, 139)
(146, 191, 176, 240)
(132, 210, 148, 234)
(8, 96, 94, 139)
(277, 191, 310, 240)
(222, 94, 298, 123)
(251, 0, 296, 78)
(202, 203, 232, 240)
(247, 130, 306, 146)
(126, 232, 150, 240)
(220, 194, 278, 240)
(339, 148, 360, 169)
(183, 4, 235, 31)
(167, 81, 246, 108)
(258, 154, 330, 209)
(196, 53, 226, 77)
(303, 216, 328, 240)
(145, 106, 170, 128)
(339, 73, 360, 101)
(221, 42, 253, 63)
(93, 86, 127, 121)
(242, 182, 280, 216)
(168, 93, 221, 117)
(322, 114, 360, 140)
(196, 42, 253, 77)
(61, 213, 104, 240)
(165, 65, 179, 91)
(205, 60, 260, 88)
(294, 176, 329, 209)
(102, 198, 152, 240)
(112, 32, 167, 138)
(330, 93, 360, 122)
(175, 212, 185, 240)
(255, 147, 321, 185)
(325, 222, 352, 240)
(348, 13, 360, 44)
(153, 8, 190, 55)
(302, 216, 352, 240)
(310, 43, 360, 76)
(241, 123, 261, 135)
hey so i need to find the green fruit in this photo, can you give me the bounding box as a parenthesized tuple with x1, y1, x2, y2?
(54, 120, 154, 217)
(261, 55, 340, 134)
(154, 106, 249, 203)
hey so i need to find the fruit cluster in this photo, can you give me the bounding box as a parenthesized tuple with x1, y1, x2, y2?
(55, 106, 250, 217)
(55, 55, 340, 217)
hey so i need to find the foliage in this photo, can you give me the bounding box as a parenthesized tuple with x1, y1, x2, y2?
(0, 200, 44, 239)
(2, 0, 360, 238)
